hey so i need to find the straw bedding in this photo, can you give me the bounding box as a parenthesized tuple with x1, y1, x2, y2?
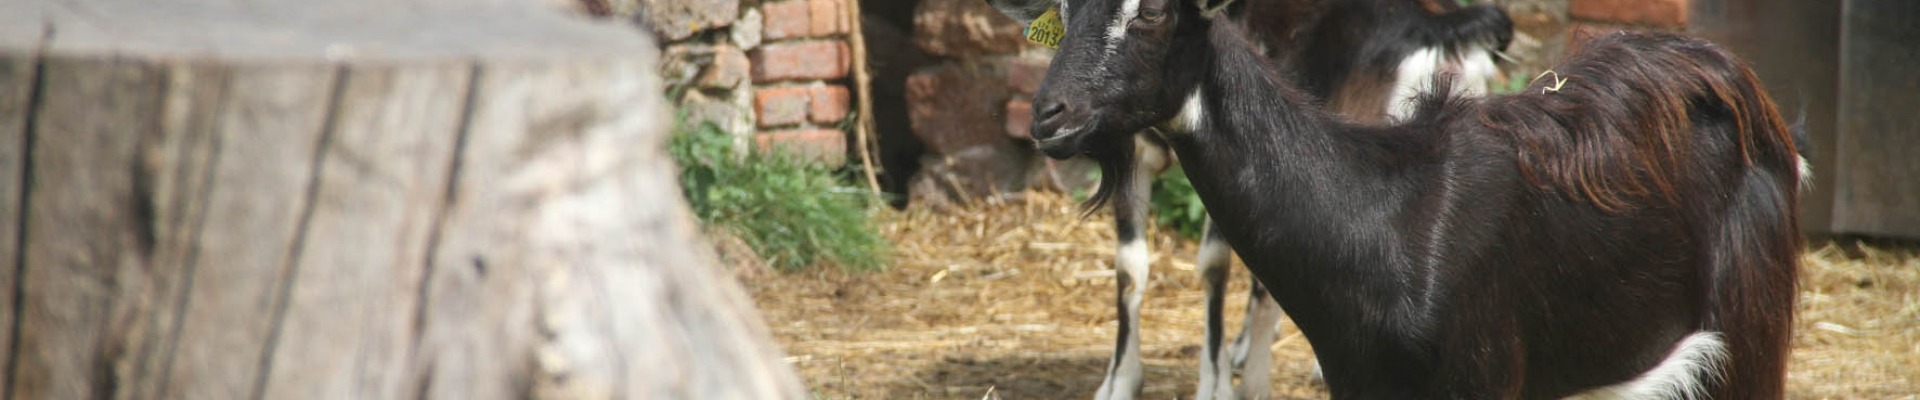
(739, 192, 1919, 399)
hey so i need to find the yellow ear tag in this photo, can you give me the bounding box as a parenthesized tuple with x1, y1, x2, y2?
(1024, 6, 1064, 49)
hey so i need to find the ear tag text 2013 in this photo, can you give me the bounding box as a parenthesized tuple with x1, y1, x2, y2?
(1024, 6, 1064, 49)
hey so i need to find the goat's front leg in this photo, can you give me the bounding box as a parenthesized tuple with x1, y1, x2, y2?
(1194, 220, 1238, 399)
(1094, 139, 1166, 400)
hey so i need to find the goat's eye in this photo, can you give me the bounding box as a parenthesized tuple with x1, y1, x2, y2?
(1137, 6, 1166, 23)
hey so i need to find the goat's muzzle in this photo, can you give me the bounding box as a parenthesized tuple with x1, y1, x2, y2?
(1030, 97, 1092, 159)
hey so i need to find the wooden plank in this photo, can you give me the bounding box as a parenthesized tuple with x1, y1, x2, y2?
(257, 64, 471, 399)
(1832, 0, 1920, 239)
(152, 64, 338, 400)
(0, 26, 44, 396)
(11, 57, 165, 400)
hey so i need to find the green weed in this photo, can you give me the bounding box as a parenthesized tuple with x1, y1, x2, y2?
(670, 117, 888, 271)
(1151, 167, 1207, 240)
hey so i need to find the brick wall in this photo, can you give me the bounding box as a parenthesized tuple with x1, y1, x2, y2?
(616, 0, 854, 164)
(753, 0, 856, 163)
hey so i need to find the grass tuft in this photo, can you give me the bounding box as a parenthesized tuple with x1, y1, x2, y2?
(670, 116, 888, 271)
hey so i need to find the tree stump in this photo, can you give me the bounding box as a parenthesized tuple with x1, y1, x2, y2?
(0, 0, 805, 398)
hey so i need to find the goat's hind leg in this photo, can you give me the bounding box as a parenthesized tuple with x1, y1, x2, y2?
(1093, 139, 1167, 400)
(1226, 276, 1283, 398)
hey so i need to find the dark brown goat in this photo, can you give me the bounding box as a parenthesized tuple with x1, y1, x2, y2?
(1019, 0, 1802, 397)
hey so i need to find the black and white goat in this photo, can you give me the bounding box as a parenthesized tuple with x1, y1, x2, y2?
(988, 0, 1511, 398)
(1017, 0, 1803, 397)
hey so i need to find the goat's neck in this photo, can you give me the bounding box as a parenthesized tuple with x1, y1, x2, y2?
(1166, 21, 1428, 352)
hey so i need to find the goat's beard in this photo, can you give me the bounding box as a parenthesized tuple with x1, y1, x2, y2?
(1077, 132, 1140, 218)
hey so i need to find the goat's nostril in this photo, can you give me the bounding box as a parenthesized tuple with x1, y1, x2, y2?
(1035, 101, 1067, 123)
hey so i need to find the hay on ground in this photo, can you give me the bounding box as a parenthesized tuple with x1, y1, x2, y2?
(741, 192, 1920, 399)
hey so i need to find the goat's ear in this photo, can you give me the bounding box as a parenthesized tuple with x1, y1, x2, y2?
(984, 0, 1058, 24)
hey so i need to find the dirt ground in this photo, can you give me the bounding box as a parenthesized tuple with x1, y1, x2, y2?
(739, 193, 1920, 399)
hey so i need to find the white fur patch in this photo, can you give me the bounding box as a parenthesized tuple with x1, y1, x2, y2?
(1386, 45, 1502, 121)
(1387, 47, 1444, 120)
(1116, 239, 1150, 277)
(1194, 237, 1230, 273)
(1166, 89, 1207, 134)
(1106, 0, 1141, 58)
(1097, 236, 1151, 400)
(1456, 46, 1499, 97)
(1566, 331, 1728, 400)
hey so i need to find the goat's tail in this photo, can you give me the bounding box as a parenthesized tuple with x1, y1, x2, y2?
(1683, 33, 1802, 400)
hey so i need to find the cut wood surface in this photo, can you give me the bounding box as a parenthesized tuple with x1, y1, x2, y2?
(1, 0, 805, 399)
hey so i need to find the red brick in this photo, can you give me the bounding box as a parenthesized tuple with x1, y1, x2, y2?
(755, 86, 812, 127)
(750, 41, 851, 82)
(755, 129, 847, 163)
(763, 0, 810, 40)
(808, 0, 849, 37)
(1005, 57, 1050, 95)
(808, 85, 851, 124)
(1004, 98, 1032, 140)
(1570, 0, 1688, 28)
(1565, 23, 1627, 51)
(764, 0, 847, 40)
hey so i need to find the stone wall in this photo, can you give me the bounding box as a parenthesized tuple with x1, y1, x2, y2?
(901, 0, 1095, 207)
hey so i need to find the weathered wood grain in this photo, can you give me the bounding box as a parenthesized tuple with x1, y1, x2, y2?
(0, 16, 46, 395)
(258, 64, 472, 400)
(34, 0, 653, 63)
(414, 58, 806, 399)
(113, 63, 234, 400)
(12, 58, 165, 400)
(161, 65, 339, 400)
(2, 0, 807, 398)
